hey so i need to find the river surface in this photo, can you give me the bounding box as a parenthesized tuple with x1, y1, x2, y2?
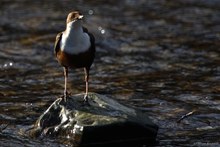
(0, 0, 219, 146)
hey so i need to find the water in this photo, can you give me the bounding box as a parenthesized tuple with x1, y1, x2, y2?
(0, 0, 220, 146)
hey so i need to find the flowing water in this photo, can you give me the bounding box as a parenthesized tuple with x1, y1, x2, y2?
(0, 0, 219, 146)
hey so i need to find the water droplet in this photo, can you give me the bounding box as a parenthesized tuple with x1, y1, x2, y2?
(98, 26, 106, 35)
(3, 62, 13, 68)
(98, 26, 102, 31)
(101, 29, 105, 34)
(88, 10, 94, 15)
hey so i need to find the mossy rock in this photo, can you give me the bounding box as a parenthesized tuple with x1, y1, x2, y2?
(29, 93, 158, 146)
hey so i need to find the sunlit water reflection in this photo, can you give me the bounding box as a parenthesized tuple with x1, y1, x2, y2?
(0, 0, 219, 146)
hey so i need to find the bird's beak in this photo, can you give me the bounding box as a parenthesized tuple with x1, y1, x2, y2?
(78, 15, 83, 20)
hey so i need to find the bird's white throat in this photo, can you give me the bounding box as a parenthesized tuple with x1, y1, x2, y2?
(61, 21, 91, 54)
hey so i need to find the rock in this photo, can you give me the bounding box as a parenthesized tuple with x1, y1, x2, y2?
(29, 93, 158, 146)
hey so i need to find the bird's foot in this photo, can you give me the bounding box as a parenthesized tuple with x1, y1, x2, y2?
(83, 95, 90, 106)
(63, 94, 67, 102)
(62, 91, 71, 102)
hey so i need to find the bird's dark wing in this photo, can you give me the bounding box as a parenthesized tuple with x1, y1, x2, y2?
(54, 32, 63, 56)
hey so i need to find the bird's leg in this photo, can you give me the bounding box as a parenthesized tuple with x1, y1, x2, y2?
(84, 67, 90, 103)
(63, 67, 68, 102)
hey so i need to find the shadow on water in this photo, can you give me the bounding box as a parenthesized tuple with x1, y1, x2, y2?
(0, 0, 220, 146)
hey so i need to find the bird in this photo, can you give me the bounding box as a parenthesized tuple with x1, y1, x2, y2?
(54, 11, 95, 103)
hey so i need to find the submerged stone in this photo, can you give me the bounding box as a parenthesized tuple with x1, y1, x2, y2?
(29, 93, 158, 146)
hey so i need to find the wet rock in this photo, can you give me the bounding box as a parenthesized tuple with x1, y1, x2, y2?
(29, 93, 158, 146)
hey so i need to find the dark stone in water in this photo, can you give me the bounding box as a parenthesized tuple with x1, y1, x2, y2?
(29, 93, 158, 146)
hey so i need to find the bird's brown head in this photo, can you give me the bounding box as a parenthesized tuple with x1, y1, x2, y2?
(66, 11, 83, 24)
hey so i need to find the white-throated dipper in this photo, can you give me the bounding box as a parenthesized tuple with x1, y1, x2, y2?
(54, 11, 95, 102)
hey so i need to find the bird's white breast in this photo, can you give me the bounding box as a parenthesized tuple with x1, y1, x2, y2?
(60, 27, 91, 55)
